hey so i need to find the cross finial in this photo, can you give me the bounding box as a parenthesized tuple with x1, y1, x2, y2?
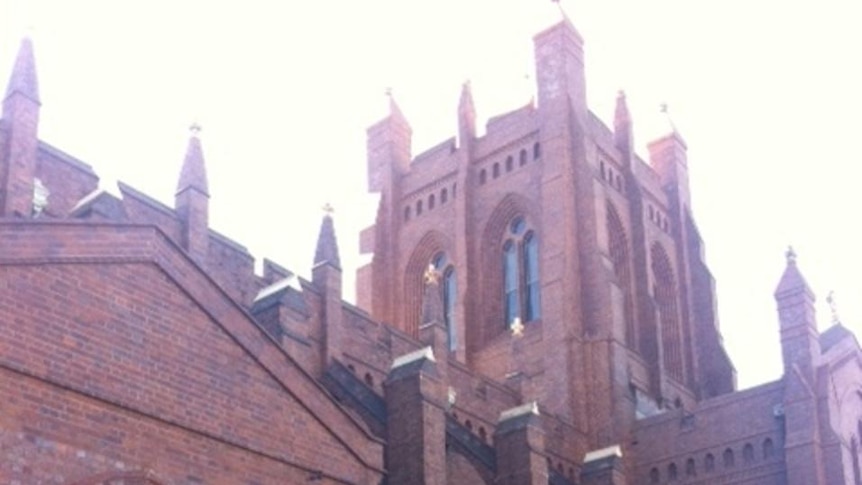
(189, 122, 202, 136)
(551, 0, 569, 20)
(510, 317, 525, 338)
(384, 87, 393, 97)
(785, 245, 797, 264)
(423, 264, 441, 286)
(322, 202, 334, 215)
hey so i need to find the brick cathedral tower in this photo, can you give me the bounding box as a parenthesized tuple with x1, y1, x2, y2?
(357, 13, 736, 453)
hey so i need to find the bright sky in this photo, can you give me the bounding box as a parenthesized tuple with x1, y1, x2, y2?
(2, 0, 860, 390)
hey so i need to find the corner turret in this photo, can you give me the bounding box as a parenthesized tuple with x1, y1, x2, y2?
(366, 93, 412, 192)
(775, 247, 819, 381)
(1, 37, 41, 217)
(174, 124, 209, 261)
(313, 206, 344, 368)
(533, 16, 586, 121)
(647, 106, 689, 202)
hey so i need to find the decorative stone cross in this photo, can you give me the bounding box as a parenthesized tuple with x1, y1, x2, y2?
(510, 317, 525, 338)
(423, 264, 441, 286)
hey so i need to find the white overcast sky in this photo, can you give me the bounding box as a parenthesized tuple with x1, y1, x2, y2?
(2, 0, 860, 389)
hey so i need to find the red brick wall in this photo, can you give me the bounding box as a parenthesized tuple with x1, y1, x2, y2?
(0, 221, 383, 484)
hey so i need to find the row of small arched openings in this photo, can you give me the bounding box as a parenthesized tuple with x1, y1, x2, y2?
(404, 183, 458, 222)
(451, 411, 490, 444)
(600, 160, 624, 193)
(478, 142, 541, 186)
(546, 458, 577, 483)
(649, 438, 776, 483)
(647, 203, 671, 233)
(347, 363, 378, 391)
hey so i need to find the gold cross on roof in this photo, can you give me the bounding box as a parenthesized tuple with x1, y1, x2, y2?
(423, 264, 441, 285)
(510, 317, 525, 338)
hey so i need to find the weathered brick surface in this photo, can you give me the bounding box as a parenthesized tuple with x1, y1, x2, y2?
(2, 12, 862, 485)
(0, 222, 383, 484)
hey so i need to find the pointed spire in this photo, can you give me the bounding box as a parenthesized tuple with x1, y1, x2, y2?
(383, 88, 406, 126)
(314, 205, 341, 270)
(614, 90, 633, 154)
(176, 123, 209, 196)
(421, 265, 445, 326)
(458, 80, 477, 142)
(614, 90, 631, 127)
(658, 102, 686, 147)
(775, 246, 814, 298)
(4, 37, 40, 105)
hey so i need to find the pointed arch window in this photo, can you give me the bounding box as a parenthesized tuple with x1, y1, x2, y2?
(652, 243, 684, 382)
(608, 204, 635, 349)
(502, 217, 541, 327)
(433, 253, 458, 351)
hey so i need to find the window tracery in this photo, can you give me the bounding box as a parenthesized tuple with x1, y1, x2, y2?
(502, 217, 541, 327)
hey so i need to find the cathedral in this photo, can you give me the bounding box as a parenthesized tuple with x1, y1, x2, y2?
(1, 10, 861, 485)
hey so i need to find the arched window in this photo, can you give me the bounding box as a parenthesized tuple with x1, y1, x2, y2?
(524, 232, 541, 321)
(686, 458, 696, 477)
(652, 243, 684, 382)
(404, 205, 411, 221)
(533, 142, 541, 160)
(416, 199, 423, 216)
(607, 204, 635, 349)
(649, 468, 660, 483)
(506, 155, 514, 172)
(667, 463, 678, 481)
(723, 448, 735, 468)
(441, 188, 448, 204)
(479, 169, 487, 185)
(704, 453, 715, 472)
(429, 193, 436, 210)
(434, 253, 458, 352)
(743, 443, 754, 464)
(502, 217, 541, 327)
(519, 149, 527, 166)
(762, 438, 774, 459)
(493, 162, 501, 179)
(503, 240, 520, 325)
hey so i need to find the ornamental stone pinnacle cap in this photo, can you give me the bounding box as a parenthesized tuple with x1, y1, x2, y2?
(313, 206, 341, 270)
(390, 346, 435, 370)
(4, 37, 40, 104)
(498, 401, 539, 422)
(176, 124, 209, 196)
(583, 445, 623, 464)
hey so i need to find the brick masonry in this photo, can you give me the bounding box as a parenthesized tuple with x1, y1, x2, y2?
(1, 14, 861, 485)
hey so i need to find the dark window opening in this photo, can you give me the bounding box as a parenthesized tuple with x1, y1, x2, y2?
(743, 443, 754, 464)
(668, 463, 678, 481)
(723, 448, 735, 468)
